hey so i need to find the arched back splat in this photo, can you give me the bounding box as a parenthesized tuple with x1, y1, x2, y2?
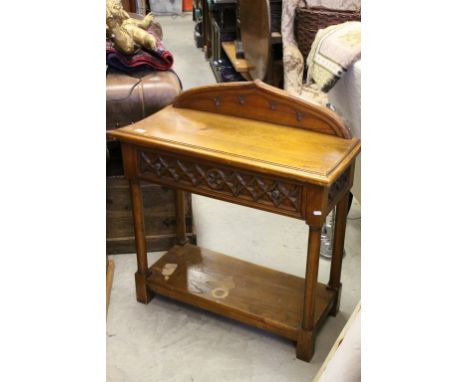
(173, 80, 351, 139)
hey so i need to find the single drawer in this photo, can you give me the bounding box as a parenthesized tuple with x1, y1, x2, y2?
(137, 148, 304, 219)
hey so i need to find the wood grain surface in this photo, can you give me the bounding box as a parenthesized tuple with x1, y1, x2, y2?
(172, 81, 351, 138)
(137, 148, 304, 219)
(106, 177, 195, 254)
(221, 41, 253, 73)
(147, 244, 336, 341)
(239, 0, 271, 80)
(109, 81, 360, 361)
(108, 81, 360, 185)
(109, 112, 359, 185)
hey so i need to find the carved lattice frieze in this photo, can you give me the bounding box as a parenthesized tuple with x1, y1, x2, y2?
(138, 150, 301, 213)
(327, 169, 350, 208)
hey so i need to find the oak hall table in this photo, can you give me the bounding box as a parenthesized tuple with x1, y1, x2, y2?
(108, 80, 361, 361)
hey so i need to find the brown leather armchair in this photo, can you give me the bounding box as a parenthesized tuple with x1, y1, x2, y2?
(106, 68, 181, 132)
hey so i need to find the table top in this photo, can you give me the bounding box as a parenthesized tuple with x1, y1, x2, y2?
(108, 81, 360, 185)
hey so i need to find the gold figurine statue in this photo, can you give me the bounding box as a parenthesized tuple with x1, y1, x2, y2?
(106, 0, 156, 55)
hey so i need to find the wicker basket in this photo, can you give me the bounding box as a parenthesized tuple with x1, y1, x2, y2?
(294, 3, 361, 59)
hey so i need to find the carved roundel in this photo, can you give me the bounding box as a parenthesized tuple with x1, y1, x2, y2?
(138, 150, 302, 215)
(205, 169, 225, 190)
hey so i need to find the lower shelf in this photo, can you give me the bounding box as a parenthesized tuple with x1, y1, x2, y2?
(146, 244, 336, 340)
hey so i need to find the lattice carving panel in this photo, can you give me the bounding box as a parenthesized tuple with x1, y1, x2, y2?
(138, 150, 302, 215)
(327, 168, 350, 209)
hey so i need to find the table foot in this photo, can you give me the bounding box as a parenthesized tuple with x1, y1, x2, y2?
(296, 329, 315, 362)
(135, 272, 154, 304)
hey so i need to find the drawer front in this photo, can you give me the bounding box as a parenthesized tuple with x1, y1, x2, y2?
(137, 149, 303, 219)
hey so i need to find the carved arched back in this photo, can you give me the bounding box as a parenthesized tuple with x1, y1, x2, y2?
(173, 80, 351, 139)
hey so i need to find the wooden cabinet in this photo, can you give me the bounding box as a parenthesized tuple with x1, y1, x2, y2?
(107, 145, 196, 254)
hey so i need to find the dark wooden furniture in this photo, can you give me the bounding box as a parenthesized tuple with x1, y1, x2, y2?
(200, 0, 283, 86)
(221, 0, 283, 85)
(202, 0, 240, 82)
(108, 80, 360, 361)
(106, 62, 196, 254)
(238, 0, 283, 85)
(107, 137, 195, 254)
(106, 173, 195, 254)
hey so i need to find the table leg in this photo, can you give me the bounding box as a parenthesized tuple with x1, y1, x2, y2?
(296, 226, 322, 361)
(328, 191, 350, 316)
(129, 178, 154, 304)
(175, 189, 189, 245)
